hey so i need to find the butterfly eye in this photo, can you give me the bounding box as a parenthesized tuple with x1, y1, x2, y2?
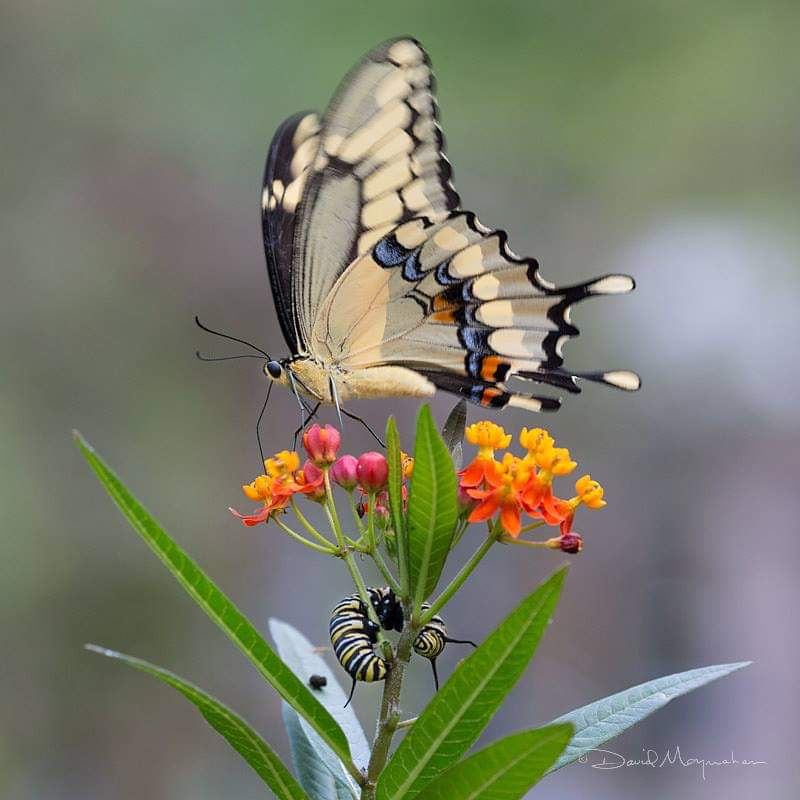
(265, 360, 282, 379)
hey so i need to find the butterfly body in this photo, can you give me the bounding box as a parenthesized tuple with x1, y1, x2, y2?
(259, 38, 640, 415)
(268, 357, 435, 403)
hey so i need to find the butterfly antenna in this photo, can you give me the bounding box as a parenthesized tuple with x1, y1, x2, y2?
(329, 376, 344, 429)
(340, 407, 385, 448)
(256, 382, 273, 468)
(344, 678, 357, 708)
(195, 316, 270, 359)
(195, 352, 266, 362)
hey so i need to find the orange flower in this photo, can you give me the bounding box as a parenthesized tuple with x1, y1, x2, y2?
(231, 450, 324, 525)
(460, 421, 512, 488)
(230, 472, 290, 526)
(467, 453, 534, 537)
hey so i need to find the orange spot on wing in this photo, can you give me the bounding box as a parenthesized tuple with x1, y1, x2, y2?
(480, 387, 503, 406)
(480, 356, 502, 381)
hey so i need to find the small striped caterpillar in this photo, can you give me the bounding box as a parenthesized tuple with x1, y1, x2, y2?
(329, 586, 476, 705)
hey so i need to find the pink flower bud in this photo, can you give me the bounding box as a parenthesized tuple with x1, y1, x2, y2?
(303, 424, 341, 466)
(301, 460, 326, 502)
(558, 533, 583, 554)
(330, 454, 359, 491)
(357, 451, 388, 493)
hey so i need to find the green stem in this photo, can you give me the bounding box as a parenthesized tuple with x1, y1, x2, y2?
(324, 471, 387, 643)
(290, 498, 335, 548)
(499, 534, 551, 548)
(419, 524, 499, 625)
(449, 517, 469, 549)
(348, 494, 366, 534)
(372, 548, 401, 595)
(517, 519, 547, 535)
(273, 517, 337, 555)
(366, 492, 377, 554)
(363, 625, 414, 798)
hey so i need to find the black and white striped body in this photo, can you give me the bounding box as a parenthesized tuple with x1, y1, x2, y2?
(329, 587, 462, 699)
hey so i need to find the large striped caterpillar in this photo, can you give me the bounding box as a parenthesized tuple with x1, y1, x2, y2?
(329, 586, 476, 705)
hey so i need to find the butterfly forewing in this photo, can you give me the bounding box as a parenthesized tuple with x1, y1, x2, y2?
(262, 111, 321, 353)
(294, 38, 460, 347)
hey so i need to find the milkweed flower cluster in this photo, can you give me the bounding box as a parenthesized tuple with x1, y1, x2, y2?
(231, 418, 605, 559)
(459, 421, 607, 552)
(230, 424, 404, 527)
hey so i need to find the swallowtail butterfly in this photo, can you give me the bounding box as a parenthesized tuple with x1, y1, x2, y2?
(257, 38, 640, 417)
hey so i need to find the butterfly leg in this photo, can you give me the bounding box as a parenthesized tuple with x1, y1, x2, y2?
(340, 407, 385, 448)
(291, 402, 321, 450)
(287, 370, 309, 432)
(255, 382, 273, 469)
(328, 375, 345, 430)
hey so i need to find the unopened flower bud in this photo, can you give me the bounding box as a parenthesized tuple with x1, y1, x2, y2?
(303, 424, 341, 466)
(546, 532, 584, 554)
(357, 451, 388, 492)
(330, 454, 359, 491)
(301, 461, 326, 502)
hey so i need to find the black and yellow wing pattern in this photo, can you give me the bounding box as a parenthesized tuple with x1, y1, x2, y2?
(261, 38, 639, 412)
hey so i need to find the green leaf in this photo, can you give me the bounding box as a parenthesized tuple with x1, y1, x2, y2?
(385, 416, 409, 593)
(440, 399, 467, 470)
(269, 618, 368, 796)
(406, 405, 458, 609)
(413, 724, 572, 800)
(549, 661, 751, 771)
(377, 568, 567, 800)
(74, 432, 353, 772)
(86, 645, 307, 800)
(282, 706, 354, 800)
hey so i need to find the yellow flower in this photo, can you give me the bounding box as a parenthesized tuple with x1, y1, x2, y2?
(401, 451, 414, 478)
(535, 446, 577, 477)
(465, 421, 512, 459)
(242, 474, 272, 502)
(265, 450, 300, 478)
(519, 427, 555, 457)
(575, 474, 606, 509)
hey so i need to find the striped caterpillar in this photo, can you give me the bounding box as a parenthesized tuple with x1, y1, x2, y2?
(329, 586, 476, 705)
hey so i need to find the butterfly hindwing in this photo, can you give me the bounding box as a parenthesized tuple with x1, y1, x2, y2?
(309, 211, 639, 410)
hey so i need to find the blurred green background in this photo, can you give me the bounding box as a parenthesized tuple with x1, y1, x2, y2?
(2, 2, 798, 798)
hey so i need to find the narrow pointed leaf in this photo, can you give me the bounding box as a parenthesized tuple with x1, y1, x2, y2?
(549, 661, 751, 771)
(270, 618, 368, 796)
(283, 706, 355, 800)
(407, 405, 458, 609)
(74, 432, 352, 771)
(86, 645, 307, 800)
(440, 399, 467, 470)
(377, 568, 567, 800)
(386, 416, 409, 593)
(413, 724, 572, 800)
